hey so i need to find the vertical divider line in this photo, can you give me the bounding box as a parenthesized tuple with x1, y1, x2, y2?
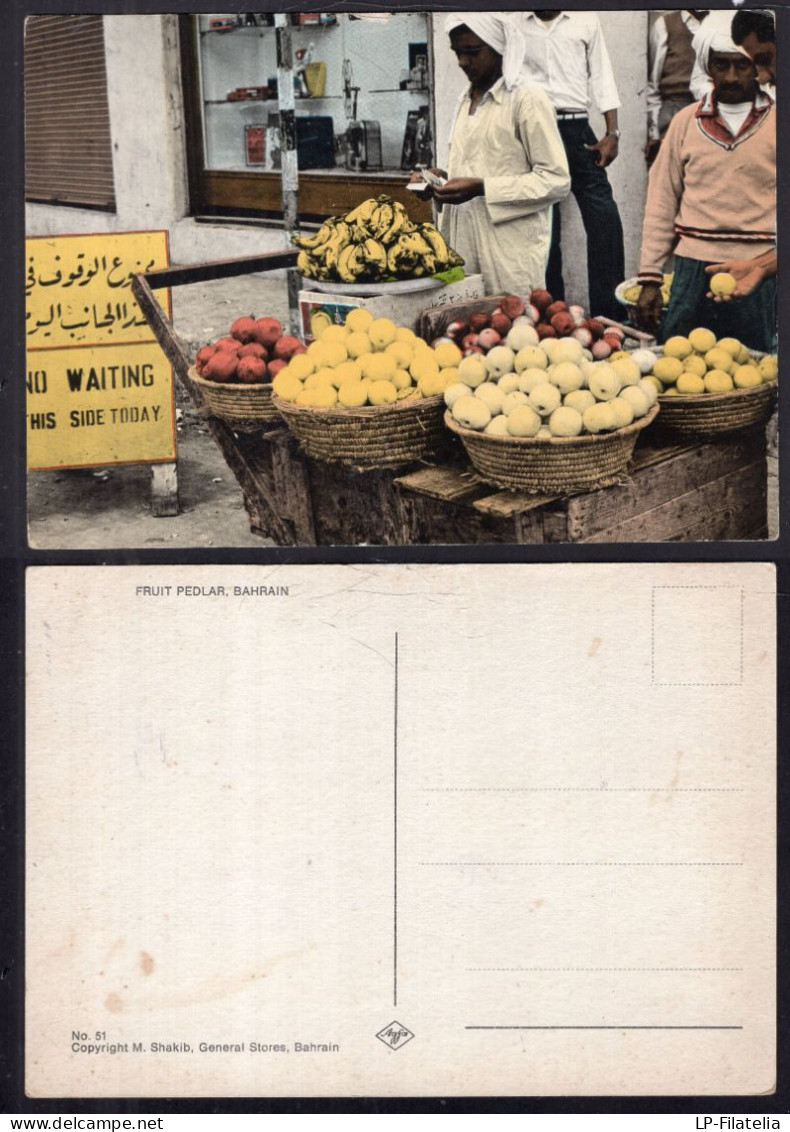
(394, 631, 399, 1008)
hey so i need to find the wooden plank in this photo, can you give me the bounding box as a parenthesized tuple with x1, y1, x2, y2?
(150, 462, 178, 517)
(579, 459, 766, 543)
(131, 273, 193, 390)
(269, 432, 317, 545)
(394, 464, 492, 505)
(473, 489, 559, 518)
(305, 460, 408, 545)
(206, 422, 297, 545)
(139, 250, 299, 291)
(397, 491, 519, 544)
(562, 431, 766, 542)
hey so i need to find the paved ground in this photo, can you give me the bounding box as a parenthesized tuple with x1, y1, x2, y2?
(27, 270, 779, 548)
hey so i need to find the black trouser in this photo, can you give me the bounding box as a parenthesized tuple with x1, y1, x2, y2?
(546, 117, 626, 321)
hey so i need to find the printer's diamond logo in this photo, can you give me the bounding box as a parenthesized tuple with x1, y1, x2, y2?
(376, 1021, 415, 1050)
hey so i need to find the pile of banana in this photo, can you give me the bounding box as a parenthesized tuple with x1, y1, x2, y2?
(293, 195, 464, 284)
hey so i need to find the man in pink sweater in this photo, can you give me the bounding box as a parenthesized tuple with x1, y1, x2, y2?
(635, 15, 775, 351)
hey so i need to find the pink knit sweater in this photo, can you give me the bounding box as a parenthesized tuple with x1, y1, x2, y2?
(638, 91, 775, 283)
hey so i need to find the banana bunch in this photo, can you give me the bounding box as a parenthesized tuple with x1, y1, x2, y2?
(293, 195, 464, 284)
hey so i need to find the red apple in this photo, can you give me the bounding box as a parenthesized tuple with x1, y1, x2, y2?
(591, 339, 613, 360)
(461, 332, 480, 352)
(203, 351, 239, 383)
(490, 311, 512, 337)
(267, 358, 288, 379)
(251, 317, 283, 348)
(236, 356, 268, 384)
(572, 327, 593, 349)
(214, 336, 242, 354)
(195, 344, 216, 373)
(545, 300, 568, 322)
(463, 345, 485, 356)
(477, 328, 502, 351)
(468, 311, 491, 333)
(272, 335, 302, 360)
(568, 304, 586, 327)
(536, 323, 557, 339)
(500, 294, 525, 320)
(238, 342, 268, 360)
(230, 316, 257, 344)
(550, 312, 575, 336)
(530, 288, 553, 314)
(586, 319, 605, 341)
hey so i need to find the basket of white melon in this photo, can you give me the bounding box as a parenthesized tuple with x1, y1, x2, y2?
(630, 329, 777, 440)
(443, 324, 659, 494)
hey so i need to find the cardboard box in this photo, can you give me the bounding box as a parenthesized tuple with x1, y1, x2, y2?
(298, 274, 485, 341)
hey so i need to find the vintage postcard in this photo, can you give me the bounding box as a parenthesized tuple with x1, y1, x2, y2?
(25, 562, 776, 1097)
(24, 9, 778, 548)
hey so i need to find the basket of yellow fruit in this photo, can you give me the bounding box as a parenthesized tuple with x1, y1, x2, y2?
(627, 328, 777, 440)
(270, 309, 459, 470)
(441, 336, 660, 494)
(616, 274, 673, 321)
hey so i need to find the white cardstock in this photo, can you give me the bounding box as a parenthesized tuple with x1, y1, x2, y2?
(25, 563, 776, 1098)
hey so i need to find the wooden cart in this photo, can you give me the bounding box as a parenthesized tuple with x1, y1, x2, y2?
(133, 253, 769, 546)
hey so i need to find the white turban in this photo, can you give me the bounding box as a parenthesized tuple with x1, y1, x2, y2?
(445, 13, 528, 90)
(693, 10, 752, 74)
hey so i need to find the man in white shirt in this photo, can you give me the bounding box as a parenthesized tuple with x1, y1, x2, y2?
(518, 10, 625, 320)
(645, 10, 710, 166)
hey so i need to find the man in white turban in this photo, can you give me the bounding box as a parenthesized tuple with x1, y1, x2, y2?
(635, 10, 775, 350)
(415, 14, 570, 296)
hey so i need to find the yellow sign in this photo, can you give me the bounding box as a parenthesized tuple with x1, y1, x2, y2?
(26, 231, 175, 469)
(27, 343, 176, 469)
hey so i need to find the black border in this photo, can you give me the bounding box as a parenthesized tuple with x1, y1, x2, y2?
(2, 0, 788, 1115)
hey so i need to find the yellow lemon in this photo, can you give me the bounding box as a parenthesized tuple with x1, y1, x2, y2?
(287, 354, 316, 381)
(346, 331, 373, 359)
(361, 353, 397, 382)
(320, 324, 349, 344)
(338, 380, 369, 408)
(709, 272, 737, 297)
(664, 335, 693, 360)
(736, 345, 751, 365)
(311, 384, 339, 408)
(733, 364, 763, 389)
(385, 341, 414, 369)
(397, 386, 420, 400)
(321, 340, 348, 367)
(704, 347, 735, 374)
(609, 350, 630, 363)
(419, 371, 451, 397)
(306, 340, 333, 364)
(717, 337, 743, 359)
(704, 369, 734, 393)
(395, 326, 417, 345)
(642, 375, 664, 394)
(434, 341, 463, 368)
(393, 369, 413, 391)
(759, 356, 778, 382)
(295, 387, 318, 406)
(662, 387, 680, 397)
(271, 372, 303, 401)
(440, 366, 460, 387)
(368, 379, 398, 405)
(683, 354, 708, 378)
(652, 356, 684, 384)
(676, 372, 706, 394)
(344, 307, 374, 333)
(410, 351, 441, 381)
(368, 318, 398, 350)
(305, 368, 336, 390)
(688, 327, 717, 354)
(332, 360, 363, 387)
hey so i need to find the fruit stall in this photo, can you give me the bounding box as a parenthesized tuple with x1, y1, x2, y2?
(132, 200, 776, 546)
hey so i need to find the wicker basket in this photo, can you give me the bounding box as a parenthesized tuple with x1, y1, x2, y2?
(272, 393, 447, 470)
(656, 380, 776, 439)
(189, 366, 282, 430)
(445, 403, 660, 494)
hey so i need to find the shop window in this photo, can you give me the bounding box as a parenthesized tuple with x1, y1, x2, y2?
(180, 13, 433, 221)
(25, 15, 116, 210)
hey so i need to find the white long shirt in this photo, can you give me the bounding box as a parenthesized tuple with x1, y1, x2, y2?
(646, 11, 710, 139)
(517, 11, 621, 114)
(439, 78, 570, 295)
